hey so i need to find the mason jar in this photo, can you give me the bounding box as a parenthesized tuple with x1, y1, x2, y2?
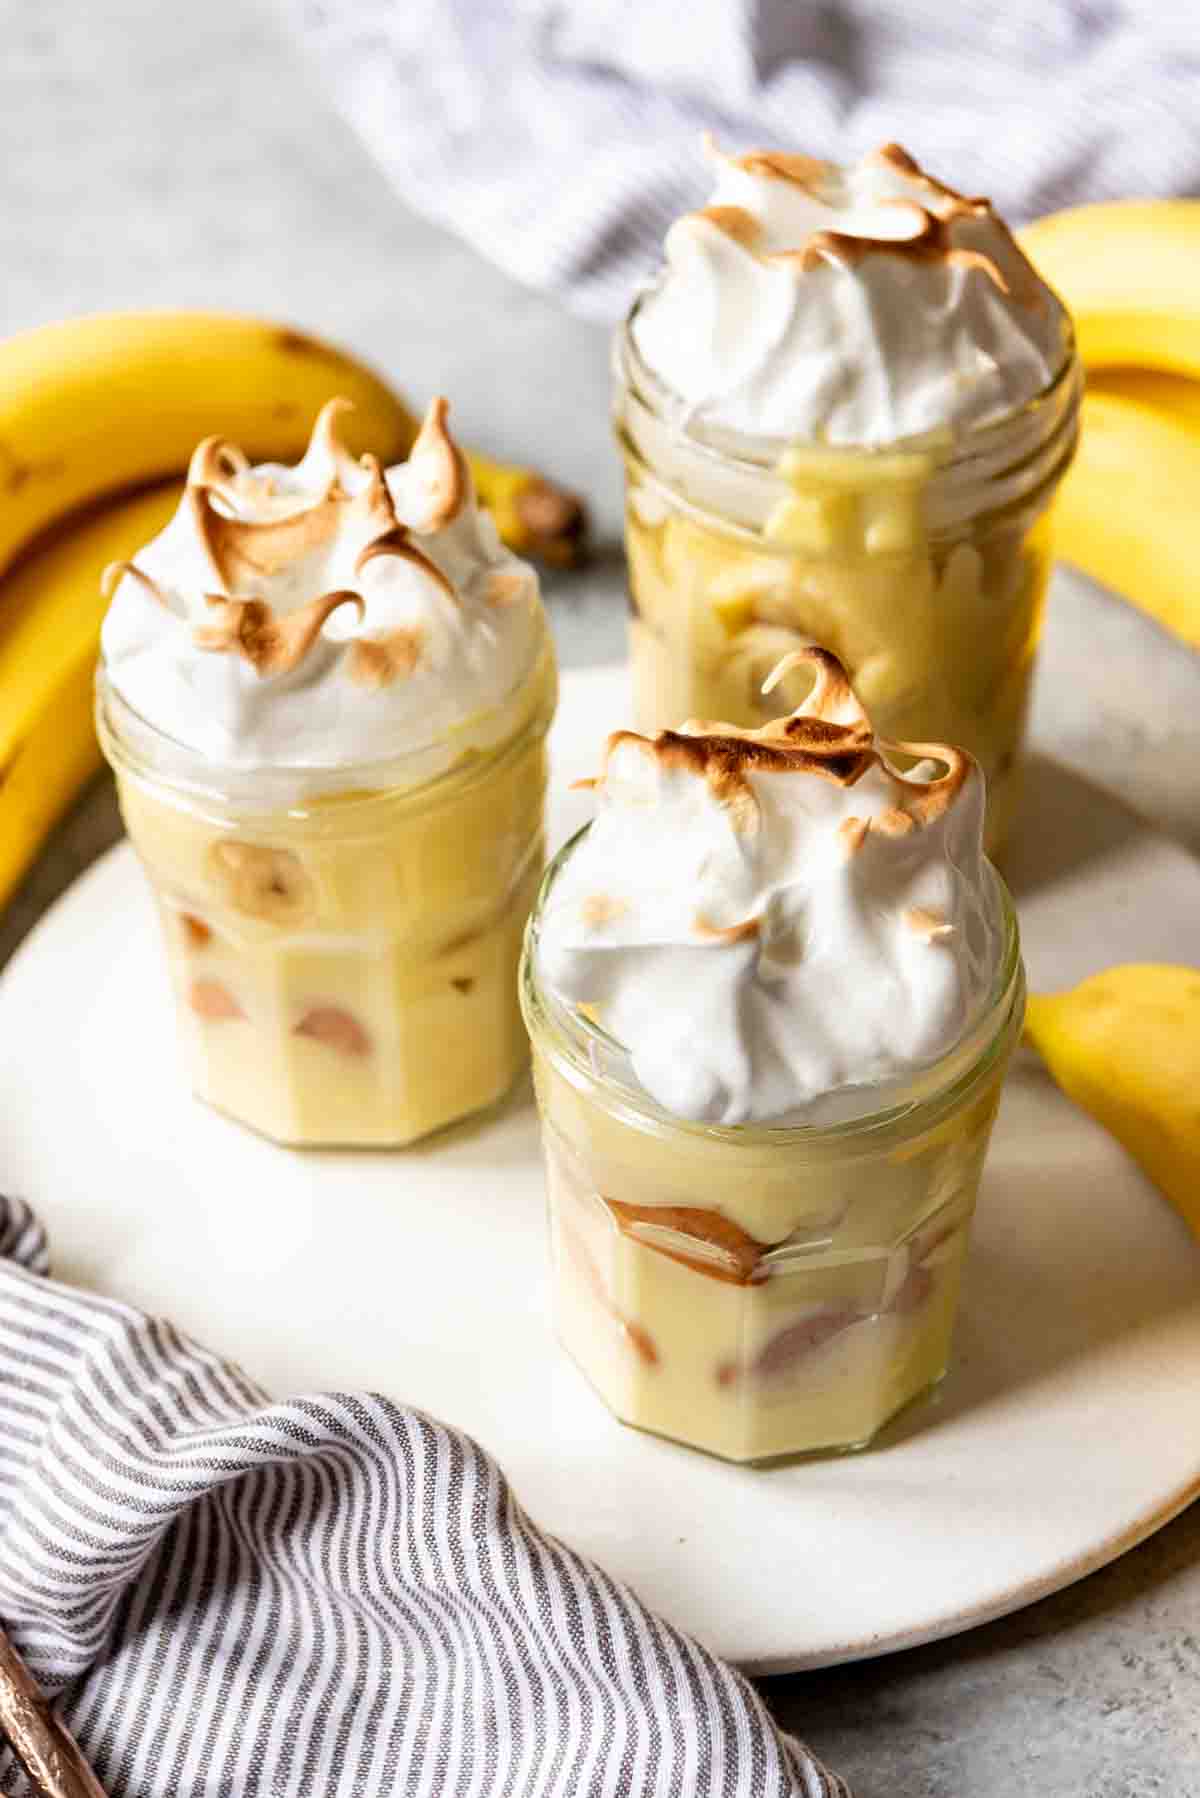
(613, 314, 1081, 857)
(521, 829, 1024, 1464)
(97, 629, 556, 1148)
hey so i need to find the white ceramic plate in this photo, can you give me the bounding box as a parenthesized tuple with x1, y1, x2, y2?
(1, 666, 1199, 1674)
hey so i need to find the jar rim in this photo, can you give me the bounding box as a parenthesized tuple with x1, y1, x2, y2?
(615, 291, 1080, 472)
(521, 824, 1025, 1151)
(96, 628, 557, 822)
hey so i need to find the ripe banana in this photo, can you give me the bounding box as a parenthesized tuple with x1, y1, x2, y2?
(0, 481, 181, 911)
(0, 313, 410, 578)
(0, 311, 586, 578)
(1087, 367, 1200, 432)
(1020, 201, 1200, 380)
(1053, 389, 1200, 649)
(1025, 966, 1200, 1240)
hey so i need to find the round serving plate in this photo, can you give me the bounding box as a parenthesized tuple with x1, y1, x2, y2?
(1, 665, 1198, 1674)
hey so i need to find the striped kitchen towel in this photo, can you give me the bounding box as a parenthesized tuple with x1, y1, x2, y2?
(288, 0, 1200, 321)
(0, 1197, 848, 1797)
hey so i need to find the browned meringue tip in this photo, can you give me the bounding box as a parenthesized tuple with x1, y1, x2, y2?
(186, 458, 399, 594)
(101, 559, 169, 608)
(354, 525, 456, 603)
(732, 147, 830, 189)
(579, 893, 629, 927)
(406, 396, 468, 533)
(701, 129, 829, 191)
(767, 220, 1009, 295)
(587, 646, 973, 839)
(879, 740, 972, 825)
(192, 589, 364, 677)
(309, 395, 356, 452)
(760, 646, 871, 736)
(905, 906, 955, 943)
(694, 910, 761, 945)
(188, 485, 330, 590)
(688, 205, 762, 250)
(693, 137, 1030, 302)
(346, 625, 425, 689)
(869, 142, 987, 211)
(187, 435, 251, 491)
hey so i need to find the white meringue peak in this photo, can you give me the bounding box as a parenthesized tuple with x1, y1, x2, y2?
(629, 140, 1071, 446)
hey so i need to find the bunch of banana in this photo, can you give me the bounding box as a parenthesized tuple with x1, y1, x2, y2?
(1018, 205, 1200, 1235)
(1019, 200, 1200, 649)
(0, 310, 586, 911)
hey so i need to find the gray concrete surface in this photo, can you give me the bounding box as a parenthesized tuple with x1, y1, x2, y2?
(3, 2, 1200, 1791)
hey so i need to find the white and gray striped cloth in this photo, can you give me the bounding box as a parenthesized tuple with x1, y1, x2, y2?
(0, 1195, 848, 1797)
(289, 0, 1200, 321)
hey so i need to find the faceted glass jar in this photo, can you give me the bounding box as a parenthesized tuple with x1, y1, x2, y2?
(521, 832, 1024, 1464)
(97, 635, 556, 1148)
(613, 317, 1082, 857)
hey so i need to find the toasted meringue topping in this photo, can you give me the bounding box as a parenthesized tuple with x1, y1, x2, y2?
(535, 647, 1003, 1125)
(347, 627, 426, 689)
(730, 146, 829, 188)
(100, 397, 545, 779)
(404, 396, 468, 533)
(905, 906, 955, 943)
(629, 140, 1070, 445)
(193, 590, 365, 676)
(101, 560, 169, 610)
(597, 644, 966, 842)
(580, 893, 629, 928)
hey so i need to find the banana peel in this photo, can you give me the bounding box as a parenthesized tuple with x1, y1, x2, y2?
(1053, 389, 1200, 650)
(1020, 200, 1200, 380)
(1025, 966, 1200, 1239)
(1088, 367, 1200, 433)
(0, 481, 182, 911)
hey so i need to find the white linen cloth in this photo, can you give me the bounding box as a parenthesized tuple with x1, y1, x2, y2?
(0, 1196, 849, 1797)
(289, 0, 1200, 320)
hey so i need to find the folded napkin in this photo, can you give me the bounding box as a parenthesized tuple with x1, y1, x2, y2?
(289, 0, 1200, 321)
(0, 1196, 848, 1797)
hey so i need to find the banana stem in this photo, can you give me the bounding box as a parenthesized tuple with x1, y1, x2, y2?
(466, 450, 588, 568)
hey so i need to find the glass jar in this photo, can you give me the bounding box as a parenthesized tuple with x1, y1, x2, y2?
(613, 315, 1082, 857)
(521, 830, 1024, 1464)
(97, 632, 556, 1147)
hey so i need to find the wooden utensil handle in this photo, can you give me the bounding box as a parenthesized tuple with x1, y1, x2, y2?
(0, 1625, 106, 1798)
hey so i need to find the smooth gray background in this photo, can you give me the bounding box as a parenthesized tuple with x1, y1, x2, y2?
(3, 3, 1200, 1792)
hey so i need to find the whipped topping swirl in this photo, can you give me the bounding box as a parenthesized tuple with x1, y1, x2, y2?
(629, 141, 1071, 446)
(100, 399, 546, 776)
(536, 648, 1006, 1125)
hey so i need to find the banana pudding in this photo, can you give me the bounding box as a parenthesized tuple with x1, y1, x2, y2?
(615, 141, 1081, 854)
(98, 400, 556, 1146)
(521, 647, 1023, 1462)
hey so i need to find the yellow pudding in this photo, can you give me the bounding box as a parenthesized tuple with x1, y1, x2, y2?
(104, 654, 553, 1146)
